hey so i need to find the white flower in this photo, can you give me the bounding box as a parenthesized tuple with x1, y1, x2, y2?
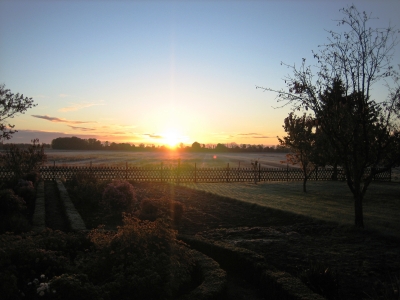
(40, 274, 45, 279)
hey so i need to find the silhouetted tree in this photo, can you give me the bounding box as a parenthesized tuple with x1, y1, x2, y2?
(258, 6, 400, 227)
(191, 141, 201, 151)
(278, 113, 319, 192)
(0, 84, 36, 141)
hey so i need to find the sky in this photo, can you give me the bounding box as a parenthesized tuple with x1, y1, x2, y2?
(1, 0, 400, 147)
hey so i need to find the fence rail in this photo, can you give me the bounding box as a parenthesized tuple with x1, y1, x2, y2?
(0, 164, 391, 183)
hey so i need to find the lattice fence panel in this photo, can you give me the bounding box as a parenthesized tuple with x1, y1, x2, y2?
(0, 165, 391, 183)
(195, 168, 230, 182)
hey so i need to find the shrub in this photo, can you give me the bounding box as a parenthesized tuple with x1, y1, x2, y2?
(299, 261, 339, 300)
(0, 217, 195, 299)
(67, 172, 105, 209)
(24, 171, 41, 185)
(138, 197, 185, 224)
(0, 138, 46, 182)
(0, 188, 31, 233)
(101, 180, 137, 210)
(0, 189, 26, 216)
(83, 214, 194, 299)
(138, 198, 159, 221)
(49, 274, 103, 300)
(14, 179, 36, 214)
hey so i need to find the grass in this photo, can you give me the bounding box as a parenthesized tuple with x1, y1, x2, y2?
(181, 180, 400, 238)
(44, 150, 288, 168)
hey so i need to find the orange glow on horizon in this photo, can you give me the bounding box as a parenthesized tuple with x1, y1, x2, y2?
(161, 129, 181, 149)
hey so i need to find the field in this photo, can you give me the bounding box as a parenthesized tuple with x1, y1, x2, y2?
(44, 149, 289, 168)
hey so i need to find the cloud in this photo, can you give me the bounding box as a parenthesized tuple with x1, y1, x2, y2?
(143, 133, 163, 139)
(59, 101, 105, 112)
(32, 115, 95, 124)
(68, 126, 96, 131)
(59, 94, 70, 98)
(237, 133, 272, 138)
(237, 133, 260, 136)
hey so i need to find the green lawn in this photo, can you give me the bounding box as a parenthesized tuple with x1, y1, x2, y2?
(181, 180, 400, 238)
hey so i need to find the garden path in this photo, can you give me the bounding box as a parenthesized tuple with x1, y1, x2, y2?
(44, 181, 69, 231)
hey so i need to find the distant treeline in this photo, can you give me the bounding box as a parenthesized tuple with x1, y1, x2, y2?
(0, 143, 51, 149)
(48, 137, 287, 153)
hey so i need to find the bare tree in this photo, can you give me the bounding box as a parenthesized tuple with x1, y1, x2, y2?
(258, 6, 400, 227)
(0, 84, 36, 141)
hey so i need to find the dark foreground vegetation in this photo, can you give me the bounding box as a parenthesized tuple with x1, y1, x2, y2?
(1, 164, 400, 299)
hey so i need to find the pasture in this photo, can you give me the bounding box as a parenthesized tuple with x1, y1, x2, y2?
(44, 149, 289, 168)
(182, 180, 400, 238)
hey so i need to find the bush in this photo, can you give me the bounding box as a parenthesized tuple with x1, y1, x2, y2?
(0, 216, 195, 300)
(14, 179, 36, 214)
(24, 171, 41, 185)
(0, 138, 46, 182)
(0, 189, 26, 216)
(138, 197, 185, 224)
(101, 180, 137, 210)
(49, 274, 103, 300)
(299, 261, 339, 300)
(83, 214, 194, 299)
(67, 172, 105, 209)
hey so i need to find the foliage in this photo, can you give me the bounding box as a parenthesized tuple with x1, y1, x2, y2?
(101, 180, 137, 210)
(48, 274, 103, 300)
(299, 261, 339, 300)
(0, 189, 26, 216)
(138, 197, 185, 224)
(0, 84, 36, 141)
(50, 136, 289, 153)
(0, 217, 194, 300)
(278, 113, 319, 192)
(84, 214, 194, 299)
(0, 138, 47, 182)
(67, 172, 106, 209)
(258, 5, 400, 227)
(0, 188, 31, 233)
(14, 179, 36, 216)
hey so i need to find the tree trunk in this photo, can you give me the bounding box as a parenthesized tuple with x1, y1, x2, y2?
(302, 164, 308, 193)
(331, 163, 338, 181)
(354, 192, 364, 228)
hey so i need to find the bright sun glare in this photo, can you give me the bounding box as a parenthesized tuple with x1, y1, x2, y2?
(163, 130, 180, 148)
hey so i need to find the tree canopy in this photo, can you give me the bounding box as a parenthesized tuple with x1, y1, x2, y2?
(0, 84, 36, 141)
(258, 5, 400, 227)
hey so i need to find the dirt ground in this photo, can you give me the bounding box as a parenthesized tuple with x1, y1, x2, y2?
(68, 181, 400, 300)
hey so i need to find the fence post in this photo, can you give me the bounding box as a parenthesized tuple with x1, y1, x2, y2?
(53, 161, 55, 181)
(389, 167, 392, 182)
(258, 164, 261, 182)
(227, 163, 229, 183)
(287, 164, 289, 181)
(177, 159, 180, 185)
(161, 162, 163, 182)
(194, 163, 197, 183)
(126, 162, 128, 180)
(315, 166, 318, 181)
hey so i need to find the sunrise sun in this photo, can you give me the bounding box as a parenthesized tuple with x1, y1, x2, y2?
(163, 130, 180, 148)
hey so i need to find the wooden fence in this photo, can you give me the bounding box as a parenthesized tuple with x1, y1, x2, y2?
(0, 163, 391, 183)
